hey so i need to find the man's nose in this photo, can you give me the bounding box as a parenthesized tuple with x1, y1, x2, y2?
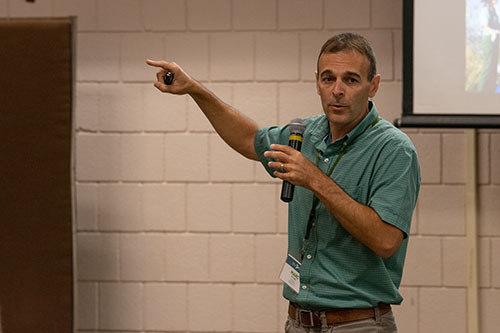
(332, 81, 345, 97)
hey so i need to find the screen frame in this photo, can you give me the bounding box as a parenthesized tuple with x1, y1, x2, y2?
(396, 0, 500, 128)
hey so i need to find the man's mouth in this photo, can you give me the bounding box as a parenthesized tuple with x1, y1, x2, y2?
(329, 103, 347, 110)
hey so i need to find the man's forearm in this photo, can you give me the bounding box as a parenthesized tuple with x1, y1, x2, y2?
(309, 171, 403, 258)
(189, 82, 259, 160)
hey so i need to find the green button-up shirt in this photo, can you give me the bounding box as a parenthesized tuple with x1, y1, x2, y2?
(254, 102, 420, 310)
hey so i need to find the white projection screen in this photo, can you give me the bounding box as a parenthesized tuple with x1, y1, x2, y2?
(397, 0, 500, 127)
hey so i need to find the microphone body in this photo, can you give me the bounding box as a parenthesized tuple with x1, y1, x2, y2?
(280, 118, 306, 202)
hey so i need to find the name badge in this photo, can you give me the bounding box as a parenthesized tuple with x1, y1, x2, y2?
(279, 254, 301, 294)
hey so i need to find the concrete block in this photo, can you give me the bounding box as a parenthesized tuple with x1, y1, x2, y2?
(165, 33, 209, 81)
(77, 233, 119, 280)
(98, 83, 143, 131)
(186, 0, 231, 31)
(255, 235, 288, 282)
(372, 0, 403, 28)
(394, 30, 403, 81)
(142, 0, 186, 31)
(372, 82, 402, 125)
(164, 234, 210, 281)
(279, 82, 321, 125)
(419, 288, 466, 333)
(256, 33, 300, 81)
(443, 133, 465, 184)
(97, 0, 142, 31)
(491, 238, 500, 287)
(76, 134, 121, 181)
(278, 0, 322, 30)
(233, 83, 278, 127)
(233, 284, 279, 332)
(492, 134, 500, 184)
(209, 234, 255, 282)
(209, 134, 255, 182)
(233, 0, 276, 31)
(120, 234, 165, 281)
(121, 134, 164, 181)
(75, 83, 99, 131)
(142, 85, 188, 132)
(392, 287, 418, 333)
(76, 184, 98, 231)
(363, 31, 394, 81)
(402, 236, 441, 286)
(232, 184, 277, 233)
(53, 0, 98, 31)
(480, 288, 500, 332)
(418, 185, 465, 235)
(99, 282, 143, 330)
(210, 33, 254, 81)
(164, 134, 209, 181)
(142, 184, 186, 231)
(188, 83, 231, 132)
(407, 133, 441, 184)
(98, 184, 142, 231)
(76, 282, 98, 330)
(188, 283, 232, 331)
(9, 0, 51, 17)
(442, 237, 466, 287)
(77, 34, 121, 81)
(0, 0, 6, 16)
(144, 283, 188, 331)
(478, 185, 500, 236)
(324, 0, 370, 29)
(186, 183, 231, 232)
(122, 34, 163, 82)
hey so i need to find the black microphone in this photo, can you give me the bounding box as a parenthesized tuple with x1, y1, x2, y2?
(280, 118, 306, 203)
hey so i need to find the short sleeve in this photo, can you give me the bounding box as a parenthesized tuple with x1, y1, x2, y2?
(254, 126, 290, 177)
(367, 139, 421, 238)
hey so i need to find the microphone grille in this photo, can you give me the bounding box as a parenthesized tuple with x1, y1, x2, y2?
(289, 118, 306, 134)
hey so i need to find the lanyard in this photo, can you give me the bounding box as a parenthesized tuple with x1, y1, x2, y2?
(299, 117, 379, 260)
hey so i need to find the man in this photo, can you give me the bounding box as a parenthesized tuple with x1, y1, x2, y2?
(147, 32, 420, 333)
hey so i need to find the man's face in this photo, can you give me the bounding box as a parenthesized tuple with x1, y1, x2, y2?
(315, 50, 380, 137)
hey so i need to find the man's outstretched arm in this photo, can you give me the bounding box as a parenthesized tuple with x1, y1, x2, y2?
(147, 59, 259, 161)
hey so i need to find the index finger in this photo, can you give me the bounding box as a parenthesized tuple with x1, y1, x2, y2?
(269, 144, 292, 152)
(146, 59, 169, 69)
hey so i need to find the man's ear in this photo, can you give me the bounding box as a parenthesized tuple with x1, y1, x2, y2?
(368, 74, 381, 98)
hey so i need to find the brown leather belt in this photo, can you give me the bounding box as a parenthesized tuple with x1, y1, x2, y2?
(288, 302, 391, 327)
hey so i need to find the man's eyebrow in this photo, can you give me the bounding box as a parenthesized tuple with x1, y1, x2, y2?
(345, 71, 362, 79)
(320, 70, 362, 79)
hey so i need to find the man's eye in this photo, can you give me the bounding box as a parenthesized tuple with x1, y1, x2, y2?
(322, 77, 333, 82)
(347, 77, 358, 84)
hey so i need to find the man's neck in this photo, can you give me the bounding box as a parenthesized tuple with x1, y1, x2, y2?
(329, 110, 369, 142)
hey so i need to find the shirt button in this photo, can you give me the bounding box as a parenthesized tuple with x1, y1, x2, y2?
(324, 158, 329, 163)
(306, 254, 312, 260)
(302, 285, 307, 290)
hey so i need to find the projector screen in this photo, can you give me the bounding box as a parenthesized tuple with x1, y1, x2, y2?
(397, 0, 500, 128)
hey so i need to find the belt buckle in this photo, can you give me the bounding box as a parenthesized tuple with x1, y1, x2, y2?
(298, 308, 316, 327)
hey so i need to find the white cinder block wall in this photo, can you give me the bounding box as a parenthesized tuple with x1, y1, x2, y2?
(2, 0, 500, 332)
